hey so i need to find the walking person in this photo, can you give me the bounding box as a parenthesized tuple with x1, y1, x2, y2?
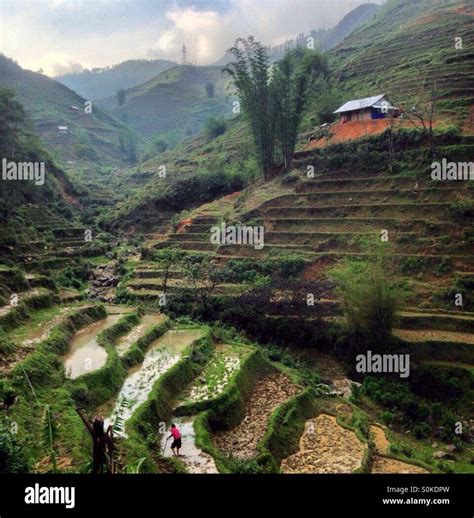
(168, 423, 182, 457)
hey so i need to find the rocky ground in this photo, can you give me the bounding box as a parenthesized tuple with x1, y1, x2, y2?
(212, 372, 300, 459)
(281, 414, 367, 474)
(371, 456, 429, 474)
(87, 262, 119, 302)
(370, 425, 390, 455)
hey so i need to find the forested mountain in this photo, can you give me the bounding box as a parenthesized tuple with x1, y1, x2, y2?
(56, 59, 176, 100)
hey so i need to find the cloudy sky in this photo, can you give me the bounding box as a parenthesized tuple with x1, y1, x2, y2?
(0, 0, 384, 76)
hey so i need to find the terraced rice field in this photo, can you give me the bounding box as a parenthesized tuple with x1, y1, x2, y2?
(281, 414, 367, 474)
(127, 168, 473, 365)
(63, 314, 122, 379)
(0, 304, 86, 375)
(212, 372, 300, 459)
(177, 343, 251, 407)
(0, 288, 52, 317)
(99, 328, 206, 435)
(371, 457, 429, 474)
(114, 313, 166, 356)
(160, 417, 218, 474)
(369, 425, 428, 474)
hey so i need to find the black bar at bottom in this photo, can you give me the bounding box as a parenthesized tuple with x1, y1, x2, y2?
(0, 474, 471, 517)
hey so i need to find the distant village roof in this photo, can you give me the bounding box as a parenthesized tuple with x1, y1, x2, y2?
(334, 94, 394, 114)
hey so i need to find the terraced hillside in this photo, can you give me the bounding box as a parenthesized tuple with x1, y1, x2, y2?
(97, 65, 235, 138)
(0, 204, 110, 273)
(1, 203, 472, 475)
(331, 0, 474, 124)
(0, 55, 140, 169)
(1, 0, 473, 478)
(120, 131, 474, 374)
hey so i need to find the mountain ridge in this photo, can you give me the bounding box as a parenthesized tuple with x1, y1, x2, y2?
(55, 58, 176, 100)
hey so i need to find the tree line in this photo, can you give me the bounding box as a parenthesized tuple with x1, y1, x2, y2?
(225, 37, 329, 180)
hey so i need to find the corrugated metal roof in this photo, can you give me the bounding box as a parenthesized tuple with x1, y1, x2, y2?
(334, 94, 386, 114)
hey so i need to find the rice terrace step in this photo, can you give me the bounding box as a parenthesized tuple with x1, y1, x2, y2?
(1, 0, 473, 495)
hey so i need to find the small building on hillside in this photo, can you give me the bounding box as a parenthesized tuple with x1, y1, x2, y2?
(57, 125, 69, 134)
(334, 94, 398, 123)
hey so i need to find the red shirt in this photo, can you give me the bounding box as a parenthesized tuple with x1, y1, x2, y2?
(171, 427, 181, 440)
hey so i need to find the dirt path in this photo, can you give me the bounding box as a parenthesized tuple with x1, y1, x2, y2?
(394, 328, 474, 344)
(370, 425, 390, 455)
(369, 425, 429, 474)
(212, 372, 299, 459)
(161, 417, 218, 474)
(372, 456, 429, 474)
(281, 414, 367, 474)
(0, 288, 49, 317)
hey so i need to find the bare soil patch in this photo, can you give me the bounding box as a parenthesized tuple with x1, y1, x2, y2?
(212, 372, 299, 459)
(281, 414, 367, 474)
(372, 456, 429, 474)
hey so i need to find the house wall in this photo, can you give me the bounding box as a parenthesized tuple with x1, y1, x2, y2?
(340, 108, 373, 123)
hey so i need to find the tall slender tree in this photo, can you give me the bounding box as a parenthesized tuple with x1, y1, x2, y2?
(226, 39, 328, 179)
(272, 48, 329, 171)
(225, 37, 275, 181)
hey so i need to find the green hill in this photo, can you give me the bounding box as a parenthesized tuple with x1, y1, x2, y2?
(1, 1, 473, 478)
(331, 0, 474, 124)
(0, 87, 83, 261)
(97, 65, 235, 138)
(321, 2, 380, 50)
(0, 55, 141, 169)
(55, 59, 176, 100)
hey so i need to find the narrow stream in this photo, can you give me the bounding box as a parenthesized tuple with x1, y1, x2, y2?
(63, 314, 122, 379)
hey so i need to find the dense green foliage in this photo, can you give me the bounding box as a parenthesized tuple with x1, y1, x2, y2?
(226, 38, 329, 178)
(330, 249, 403, 352)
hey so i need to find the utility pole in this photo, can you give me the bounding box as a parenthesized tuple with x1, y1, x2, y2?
(181, 43, 188, 65)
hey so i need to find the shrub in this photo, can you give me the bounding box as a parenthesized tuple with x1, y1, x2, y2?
(329, 250, 402, 348)
(381, 411, 394, 425)
(229, 458, 264, 474)
(0, 420, 30, 473)
(0, 328, 15, 355)
(449, 200, 474, 220)
(204, 117, 227, 140)
(413, 422, 431, 439)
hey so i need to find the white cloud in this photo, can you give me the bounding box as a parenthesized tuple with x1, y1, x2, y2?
(51, 60, 84, 76)
(1, 0, 385, 74)
(152, 8, 235, 63)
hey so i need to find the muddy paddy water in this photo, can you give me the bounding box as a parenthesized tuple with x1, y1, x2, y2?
(115, 314, 166, 356)
(104, 305, 135, 315)
(178, 343, 248, 406)
(160, 417, 218, 474)
(64, 314, 122, 379)
(99, 329, 205, 435)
